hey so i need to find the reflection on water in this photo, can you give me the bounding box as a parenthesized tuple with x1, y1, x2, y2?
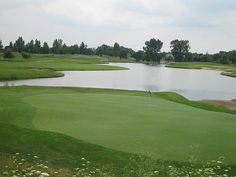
(1, 63, 236, 100)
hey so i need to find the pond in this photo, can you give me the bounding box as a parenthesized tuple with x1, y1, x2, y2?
(1, 63, 236, 100)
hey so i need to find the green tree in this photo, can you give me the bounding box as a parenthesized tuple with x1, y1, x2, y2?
(228, 50, 236, 64)
(14, 37, 25, 52)
(0, 40, 3, 51)
(9, 42, 14, 50)
(25, 40, 35, 53)
(113, 42, 120, 56)
(3, 49, 15, 59)
(41, 42, 50, 54)
(133, 50, 145, 62)
(143, 38, 163, 64)
(22, 52, 31, 59)
(96, 44, 113, 56)
(52, 39, 63, 54)
(170, 40, 190, 62)
(61, 44, 70, 54)
(79, 42, 87, 54)
(119, 49, 128, 58)
(70, 44, 79, 54)
(34, 39, 41, 53)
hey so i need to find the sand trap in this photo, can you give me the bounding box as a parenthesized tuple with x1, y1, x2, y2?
(204, 100, 236, 110)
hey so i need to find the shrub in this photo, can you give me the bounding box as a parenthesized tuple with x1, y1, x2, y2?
(3, 49, 15, 59)
(22, 52, 31, 59)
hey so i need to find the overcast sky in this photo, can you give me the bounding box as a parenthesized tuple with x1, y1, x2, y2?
(0, 0, 235, 53)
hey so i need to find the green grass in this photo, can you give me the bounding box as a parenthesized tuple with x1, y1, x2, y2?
(3, 123, 233, 176)
(156, 92, 236, 114)
(0, 54, 128, 81)
(0, 123, 139, 176)
(1, 86, 236, 166)
(166, 62, 236, 77)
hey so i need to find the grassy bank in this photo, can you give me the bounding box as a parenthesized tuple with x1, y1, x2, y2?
(0, 54, 128, 81)
(2, 123, 234, 176)
(0, 123, 139, 176)
(1, 86, 236, 166)
(166, 62, 236, 77)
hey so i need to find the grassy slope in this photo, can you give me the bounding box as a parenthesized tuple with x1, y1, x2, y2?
(0, 54, 128, 81)
(156, 92, 236, 114)
(1, 86, 236, 165)
(166, 62, 236, 77)
(0, 123, 139, 176)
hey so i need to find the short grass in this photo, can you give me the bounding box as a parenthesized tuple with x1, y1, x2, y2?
(1, 86, 236, 166)
(0, 54, 128, 81)
(166, 62, 236, 77)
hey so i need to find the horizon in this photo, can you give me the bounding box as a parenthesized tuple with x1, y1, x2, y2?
(0, 0, 236, 53)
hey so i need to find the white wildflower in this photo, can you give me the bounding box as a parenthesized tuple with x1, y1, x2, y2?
(154, 170, 158, 174)
(40, 172, 50, 177)
(2, 171, 9, 175)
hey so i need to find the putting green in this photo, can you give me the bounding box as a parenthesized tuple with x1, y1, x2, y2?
(22, 91, 236, 164)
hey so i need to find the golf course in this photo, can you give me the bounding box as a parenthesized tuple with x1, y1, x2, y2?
(2, 0, 236, 175)
(0, 54, 236, 176)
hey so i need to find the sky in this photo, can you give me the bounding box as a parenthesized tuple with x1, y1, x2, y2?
(0, 0, 235, 53)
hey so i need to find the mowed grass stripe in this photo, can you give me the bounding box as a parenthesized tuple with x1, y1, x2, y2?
(21, 92, 236, 164)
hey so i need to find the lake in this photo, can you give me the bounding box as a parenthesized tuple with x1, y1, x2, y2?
(1, 63, 236, 100)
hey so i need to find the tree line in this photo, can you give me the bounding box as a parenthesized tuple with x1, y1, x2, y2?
(0, 37, 134, 59)
(0, 37, 235, 64)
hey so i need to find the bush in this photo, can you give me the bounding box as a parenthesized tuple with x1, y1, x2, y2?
(3, 49, 15, 59)
(22, 52, 31, 59)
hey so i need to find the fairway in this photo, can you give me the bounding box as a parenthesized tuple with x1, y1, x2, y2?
(1, 87, 236, 164)
(0, 54, 127, 81)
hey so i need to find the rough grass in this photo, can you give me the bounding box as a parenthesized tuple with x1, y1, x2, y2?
(166, 62, 236, 77)
(0, 54, 128, 81)
(1, 86, 236, 165)
(2, 123, 235, 176)
(0, 123, 138, 176)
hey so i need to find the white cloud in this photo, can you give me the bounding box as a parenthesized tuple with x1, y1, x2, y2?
(0, 0, 235, 53)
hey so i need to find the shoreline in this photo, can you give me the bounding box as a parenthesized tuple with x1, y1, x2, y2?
(166, 63, 236, 78)
(203, 100, 236, 110)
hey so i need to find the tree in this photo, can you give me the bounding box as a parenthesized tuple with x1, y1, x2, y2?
(61, 43, 70, 54)
(34, 39, 41, 53)
(22, 52, 31, 59)
(41, 42, 50, 54)
(3, 49, 15, 59)
(133, 50, 145, 62)
(119, 49, 128, 58)
(25, 40, 35, 53)
(14, 37, 25, 52)
(70, 44, 79, 54)
(96, 44, 113, 56)
(85, 48, 95, 55)
(113, 42, 120, 56)
(79, 42, 87, 54)
(162, 52, 174, 62)
(143, 38, 163, 64)
(52, 39, 63, 54)
(0, 40, 3, 51)
(228, 50, 236, 64)
(9, 42, 13, 50)
(170, 40, 190, 62)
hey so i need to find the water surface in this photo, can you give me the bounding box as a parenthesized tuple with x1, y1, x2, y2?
(1, 63, 236, 100)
